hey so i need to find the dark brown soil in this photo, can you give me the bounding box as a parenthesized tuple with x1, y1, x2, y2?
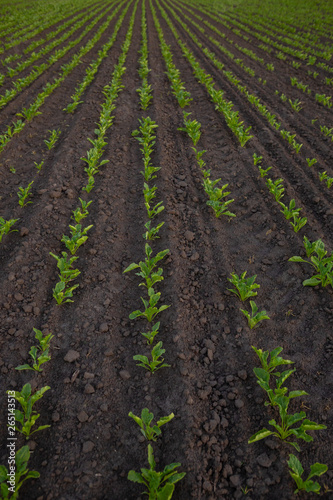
(0, 1, 332, 499)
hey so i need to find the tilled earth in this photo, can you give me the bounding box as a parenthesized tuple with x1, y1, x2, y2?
(0, 1, 332, 499)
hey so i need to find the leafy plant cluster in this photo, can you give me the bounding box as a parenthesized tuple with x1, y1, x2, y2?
(126, 116, 170, 372)
(254, 155, 307, 233)
(153, 0, 253, 147)
(289, 236, 333, 288)
(151, 3, 192, 108)
(0, 217, 18, 243)
(1, 328, 53, 497)
(80, 2, 138, 193)
(1, 2, 104, 84)
(0, 1, 122, 154)
(64, 0, 128, 113)
(152, 4, 236, 218)
(50, 198, 92, 305)
(137, 0, 153, 110)
(0, 3, 115, 111)
(128, 408, 185, 498)
(248, 346, 327, 493)
(228, 271, 269, 329)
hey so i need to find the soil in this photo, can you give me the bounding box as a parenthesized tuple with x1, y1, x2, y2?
(0, 1, 332, 499)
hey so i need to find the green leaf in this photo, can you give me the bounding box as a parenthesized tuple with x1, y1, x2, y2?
(124, 263, 140, 273)
(288, 256, 306, 262)
(157, 482, 175, 500)
(248, 428, 273, 443)
(127, 470, 146, 484)
(303, 277, 321, 286)
(288, 454, 304, 477)
(308, 463, 328, 480)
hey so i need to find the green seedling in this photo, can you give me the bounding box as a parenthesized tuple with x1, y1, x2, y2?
(132, 117, 160, 181)
(253, 155, 263, 169)
(52, 281, 79, 305)
(44, 129, 61, 150)
(306, 158, 317, 167)
(203, 178, 235, 217)
(280, 93, 287, 102)
(178, 111, 201, 145)
(82, 176, 95, 193)
(266, 63, 274, 71)
(240, 301, 270, 329)
(0, 217, 18, 242)
(129, 287, 170, 322)
(248, 393, 326, 451)
(61, 223, 93, 255)
(315, 93, 332, 108)
(293, 141, 303, 154)
(0, 446, 40, 499)
(133, 341, 170, 373)
(141, 322, 160, 345)
(129, 407, 174, 441)
(266, 178, 284, 202)
(145, 200, 165, 219)
(50, 251, 80, 283)
(143, 221, 165, 240)
(279, 199, 300, 220)
(259, 166, 272, 178)
(290, 214, 307, 233)
(143, 183, 157, 203)
(289, 237, 333, 287)
(17, 181, 33, 207)
(34, 160, 44, 172)
(319, 171, 333, 188)
(15, 328, 53, 373)
(289, 98, 303, 112)
(124, 244, 169, 289)
(252, 346, 294, 376)
(320, 125, 333, 137)
(228, 271, 260, 301)
(288, 454, 328, 495)
(9, 166, 16, 174)
(137, 84, 153, 110)
(128, 444, 185, 498)
(72, 198, 92, 223)
(252, 350, 305, 409)
(8, 384, 50, 439)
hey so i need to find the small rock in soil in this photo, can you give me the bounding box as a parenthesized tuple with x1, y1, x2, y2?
(119, 370, 131, 380)
(77, 411, 89, 423)
(257, 452, 273, 468)
(84, 383, 95, 394)
(82, 441, 95, 453)
(64, 350, 80, 362)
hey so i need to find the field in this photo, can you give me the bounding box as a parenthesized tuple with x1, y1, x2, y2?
(0, 0, 332, 498)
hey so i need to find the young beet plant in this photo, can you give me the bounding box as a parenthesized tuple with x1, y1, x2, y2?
(288, 454, 328, 495)
(128, 444, 185, 499)
(203, 178, 236, 218)
(249, 346, 326, 451)
(0, 217, 18, 243)
(289, 237, 333, 287)
(132, 117, 160, 182)
(44, 129, 61, 150)
(0, 446, 40, 499)
(17, 181, 33, 207)
(240, 301, 270, 329)
(228, 271, 260, 301)
(178, 111, 201, 145)
(61, 223, 93, 255)
(129, 408, 174, 441)
(16, 329, 53, 372)
(133, 341, 170, 373)
(279, 199, 307, 233)
(8, 384, 51, 440)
